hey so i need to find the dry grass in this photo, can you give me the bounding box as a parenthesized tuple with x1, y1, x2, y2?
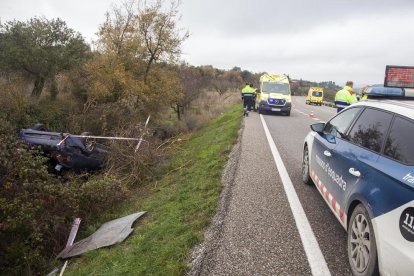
(180, 90, 241, 131)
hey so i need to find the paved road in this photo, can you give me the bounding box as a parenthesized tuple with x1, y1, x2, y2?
(265, 97, 352, 275)
(190, 96, 353, 275)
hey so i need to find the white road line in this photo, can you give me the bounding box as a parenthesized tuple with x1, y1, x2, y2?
(296, 110, 306, 115)
(260, 115, 331, 276)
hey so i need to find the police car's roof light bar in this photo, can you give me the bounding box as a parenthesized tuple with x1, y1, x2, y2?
(365, 85, 405, 97)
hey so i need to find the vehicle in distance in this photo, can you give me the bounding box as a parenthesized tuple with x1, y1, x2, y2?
(256, 74, 292, 116)
(302, 99, 414, 275)
(20, 125, 109, 172)
(306, 87, 324, 105)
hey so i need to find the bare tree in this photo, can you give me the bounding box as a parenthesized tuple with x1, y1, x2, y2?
(137, 0, 189, 81)
(97, 0, 142, 60)
(172, 65, 203, 120)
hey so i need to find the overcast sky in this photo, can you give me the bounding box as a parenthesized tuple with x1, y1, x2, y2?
(1, 0, 414, 86)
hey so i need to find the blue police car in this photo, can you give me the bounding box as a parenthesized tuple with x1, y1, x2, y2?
(302, 98, 414, 275)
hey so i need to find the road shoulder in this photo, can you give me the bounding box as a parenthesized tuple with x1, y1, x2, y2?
(188, 115, 245, 275)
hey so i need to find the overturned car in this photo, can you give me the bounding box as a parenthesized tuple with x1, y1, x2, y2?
(19, 125, 109, 172)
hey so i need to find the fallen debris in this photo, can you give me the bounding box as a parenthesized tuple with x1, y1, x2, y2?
(47, 218, 81, 276)
(57, 212, 146, 259)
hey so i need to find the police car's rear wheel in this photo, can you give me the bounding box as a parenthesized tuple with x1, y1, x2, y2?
(302, 145, 312, 185)
(348, 204, 379, 276)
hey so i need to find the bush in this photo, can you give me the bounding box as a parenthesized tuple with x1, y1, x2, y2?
(69, 100, 142, 136)
(0, 118, 127, 275)
(25, 100, 74, 132)
(0, 82, 77, 132)
(153, 120, 185, 140)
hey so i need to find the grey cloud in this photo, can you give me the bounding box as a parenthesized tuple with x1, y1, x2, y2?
(0, 0, 114, 42)
(180, 0, 414, 36)
(179, 0, 414, 85)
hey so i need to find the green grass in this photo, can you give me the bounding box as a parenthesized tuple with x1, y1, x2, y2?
(66, 104, 242, 275)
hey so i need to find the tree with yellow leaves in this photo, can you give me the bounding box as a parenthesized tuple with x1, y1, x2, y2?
(85, 0, 188, 115)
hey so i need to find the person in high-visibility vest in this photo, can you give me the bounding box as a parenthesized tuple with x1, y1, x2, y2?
(360, 85, 369, 101)
(335, 81, 357, 112)
(241, 83, 256, 116)
(249, 83, 257, 111)
(360, 93, 368, 101)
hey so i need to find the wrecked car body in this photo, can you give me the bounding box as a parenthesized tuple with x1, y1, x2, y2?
(19, 127, 109, 171)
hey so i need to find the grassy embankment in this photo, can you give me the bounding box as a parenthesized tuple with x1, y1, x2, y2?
(66, 104, 242, 275)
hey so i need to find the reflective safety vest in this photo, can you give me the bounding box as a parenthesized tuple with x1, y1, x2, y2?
(361, 94, 368, 100)
(241, 85, 255, 93)
(335, 86, 356, 110)
(241, 85, 255, 97)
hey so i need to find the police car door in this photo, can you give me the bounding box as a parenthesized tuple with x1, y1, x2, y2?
(311, 107, 362, 211)
(370, 115, 414, 275)
(336, 108, 393, 212)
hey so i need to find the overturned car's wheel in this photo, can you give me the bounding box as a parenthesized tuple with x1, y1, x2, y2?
(81, 132, 96, 153)
(348, 204, 379, 276)
(32, 123, 46, 131)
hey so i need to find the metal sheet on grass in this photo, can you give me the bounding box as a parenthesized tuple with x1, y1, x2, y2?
(57, 212, 146, 259)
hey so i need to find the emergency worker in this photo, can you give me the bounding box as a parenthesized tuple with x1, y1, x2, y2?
(360, 85, 369, 101)
(249, 83, 257, 111)
(335, 81, 356, 112)
(241, 83, 256, 116)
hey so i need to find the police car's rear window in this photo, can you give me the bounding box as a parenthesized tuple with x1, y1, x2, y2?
(347, 108, 393, 153)
(384, 116, 414, 165)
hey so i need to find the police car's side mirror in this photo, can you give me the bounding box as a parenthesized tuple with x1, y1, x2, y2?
(310, 122, 325, 133)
